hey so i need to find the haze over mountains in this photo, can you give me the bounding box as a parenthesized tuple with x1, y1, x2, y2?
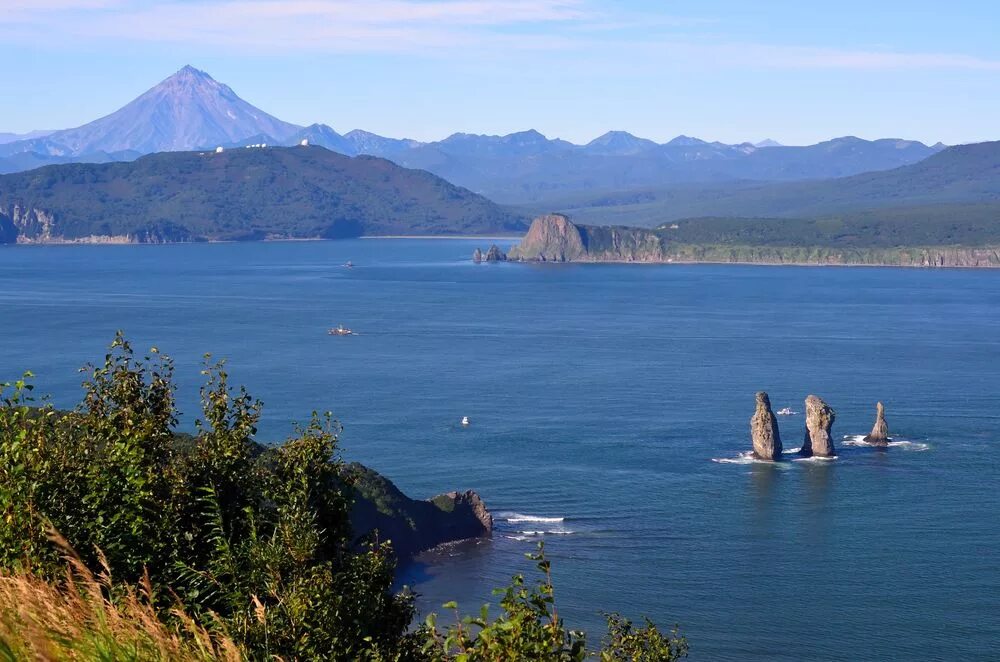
(0, 66, 947, 204)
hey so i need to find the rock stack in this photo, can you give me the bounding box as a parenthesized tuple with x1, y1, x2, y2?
(484, 244, 507, 262)
(801, 395, 836, 457)
(750, 391, 783, 460)
(472, 245, 508, 263)
(863, 401, 890, 446)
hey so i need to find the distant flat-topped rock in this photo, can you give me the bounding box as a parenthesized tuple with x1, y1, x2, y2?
(507, 214, 666, 262)
(508, 214, 588, 262)
(750, 391, 783, 460)
(863, 401, 890, 446)
(801, 395, 836, 457)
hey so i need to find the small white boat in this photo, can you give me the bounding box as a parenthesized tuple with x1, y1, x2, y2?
(461, 416, 470, 426)
(777, 407, 795, 416)
(344, 261, 353, 268)
(328, 325, 355, 336)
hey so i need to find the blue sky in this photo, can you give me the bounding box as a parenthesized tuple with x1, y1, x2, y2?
(2, 0, 999, 145)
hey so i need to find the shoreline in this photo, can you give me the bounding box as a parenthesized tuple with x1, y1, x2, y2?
(509, 257, 1000, 269)
(7, 235, 1000, 269)
(3, 234, 522, 247)
(360, 235, 520, 240)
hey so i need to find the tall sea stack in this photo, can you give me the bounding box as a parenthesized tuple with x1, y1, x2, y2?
(750, 391, 783, 460)
(863, 401, 890, 446)
(801, 395, 836, 457)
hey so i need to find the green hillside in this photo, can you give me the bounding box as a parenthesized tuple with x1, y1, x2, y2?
(550, 141, 1000, 227)
(0, 145, 525, 243)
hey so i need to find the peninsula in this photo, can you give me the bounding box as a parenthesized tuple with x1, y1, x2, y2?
(500, 214, 1000, 268)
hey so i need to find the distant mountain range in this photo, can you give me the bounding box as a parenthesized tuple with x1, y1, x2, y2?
(554, 140, 1000, 227)
(0, 66, 949, 204)
(0, 146, 524, 244)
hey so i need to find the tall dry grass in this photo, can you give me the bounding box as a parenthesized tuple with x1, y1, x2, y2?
(0, 532, 242, 662)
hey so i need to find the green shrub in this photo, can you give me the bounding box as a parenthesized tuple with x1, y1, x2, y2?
(0, 335, 684, 661)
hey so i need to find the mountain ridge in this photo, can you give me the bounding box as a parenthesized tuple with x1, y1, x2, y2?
(0, 145, 525, 243)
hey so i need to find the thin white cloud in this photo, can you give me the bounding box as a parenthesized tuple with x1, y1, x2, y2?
(0, 0, 591, 52)
(669, 41, 1000, 71)
(2, 0, 999, 72)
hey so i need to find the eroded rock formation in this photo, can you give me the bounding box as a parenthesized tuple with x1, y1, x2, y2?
(507, 214, 587, 261)
(484, 244, 507, 262)
(348, 463, 492, 560)
(801, 395, 836, 457)
(863, 401, 890, 446)
(750, 391, 783, 460)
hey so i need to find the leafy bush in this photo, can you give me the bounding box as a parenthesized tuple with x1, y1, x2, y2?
(0, 335, 684, 661)
(421, 544, 686, 662)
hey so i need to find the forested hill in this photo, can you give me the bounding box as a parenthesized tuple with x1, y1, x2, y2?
(554, 140, 1000, 227)
(0, 145, 526, 243)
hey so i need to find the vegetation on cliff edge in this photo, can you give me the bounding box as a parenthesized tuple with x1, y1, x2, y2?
(0, 335, 685, 660)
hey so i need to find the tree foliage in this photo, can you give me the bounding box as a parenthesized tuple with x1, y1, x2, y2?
(0, 335, 685, 660)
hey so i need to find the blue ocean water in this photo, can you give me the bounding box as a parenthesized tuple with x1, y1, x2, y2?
(1, 239, 998, 661)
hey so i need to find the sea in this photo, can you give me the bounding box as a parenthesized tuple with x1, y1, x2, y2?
(1, 239, 998, 661)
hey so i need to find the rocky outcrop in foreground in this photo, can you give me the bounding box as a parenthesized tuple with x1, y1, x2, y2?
(863, 401, 890, 446)
(503, 214, 1000, 268)
(750, 391, 783, 460)
(348, 463, 492, 560)
(801, 395, 836, 457)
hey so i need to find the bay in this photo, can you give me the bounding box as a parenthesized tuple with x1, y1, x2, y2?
(1, 239, 998, 660)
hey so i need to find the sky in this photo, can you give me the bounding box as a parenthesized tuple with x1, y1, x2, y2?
(1, 0, 999, 145)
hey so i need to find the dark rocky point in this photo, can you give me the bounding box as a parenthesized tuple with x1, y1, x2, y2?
(348, 463, 492, 560)
(863, 401, 890, 446)
(750, 391, 783, 460)
(801, 394, 836, 457)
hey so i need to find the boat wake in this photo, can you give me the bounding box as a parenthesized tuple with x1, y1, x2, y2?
(841, 434, 930, 451)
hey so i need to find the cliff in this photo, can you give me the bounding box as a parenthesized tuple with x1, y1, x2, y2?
(506, 215, 1000, 268)
(749, 391, 783, 460)
(347, 462, 492, 560)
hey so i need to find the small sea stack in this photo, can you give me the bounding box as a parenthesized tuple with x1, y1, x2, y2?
(472, 245, 507, 263)
(863, 401, 890, 446)
(750, 391, 783, 460)
(484, 244, 508, 262)
(801, 395, 836, 457)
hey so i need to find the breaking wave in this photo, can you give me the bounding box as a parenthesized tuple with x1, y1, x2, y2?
(842, 434, 930, 451)
(712, 451, 788, 465)
(498, 512, 565, 523)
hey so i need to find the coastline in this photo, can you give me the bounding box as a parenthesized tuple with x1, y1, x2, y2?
(2, 234, 521, 247)
(509, 256, 1000, 269)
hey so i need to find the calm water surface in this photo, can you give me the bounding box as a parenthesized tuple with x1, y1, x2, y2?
(1, 240, 998, 660)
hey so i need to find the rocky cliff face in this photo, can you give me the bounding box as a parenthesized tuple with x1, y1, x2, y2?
(0, 204, 199, 244)
(801, 395, 836, 457)
(750, 391, 783, 460)
(664, 243, 1000, 267)
(0, 204, 55, 243)
(507, 214, 588, 261)
(347, 463, 492, 560)
(864, 401, 890, 446)
(505, 215, 1000, 268)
